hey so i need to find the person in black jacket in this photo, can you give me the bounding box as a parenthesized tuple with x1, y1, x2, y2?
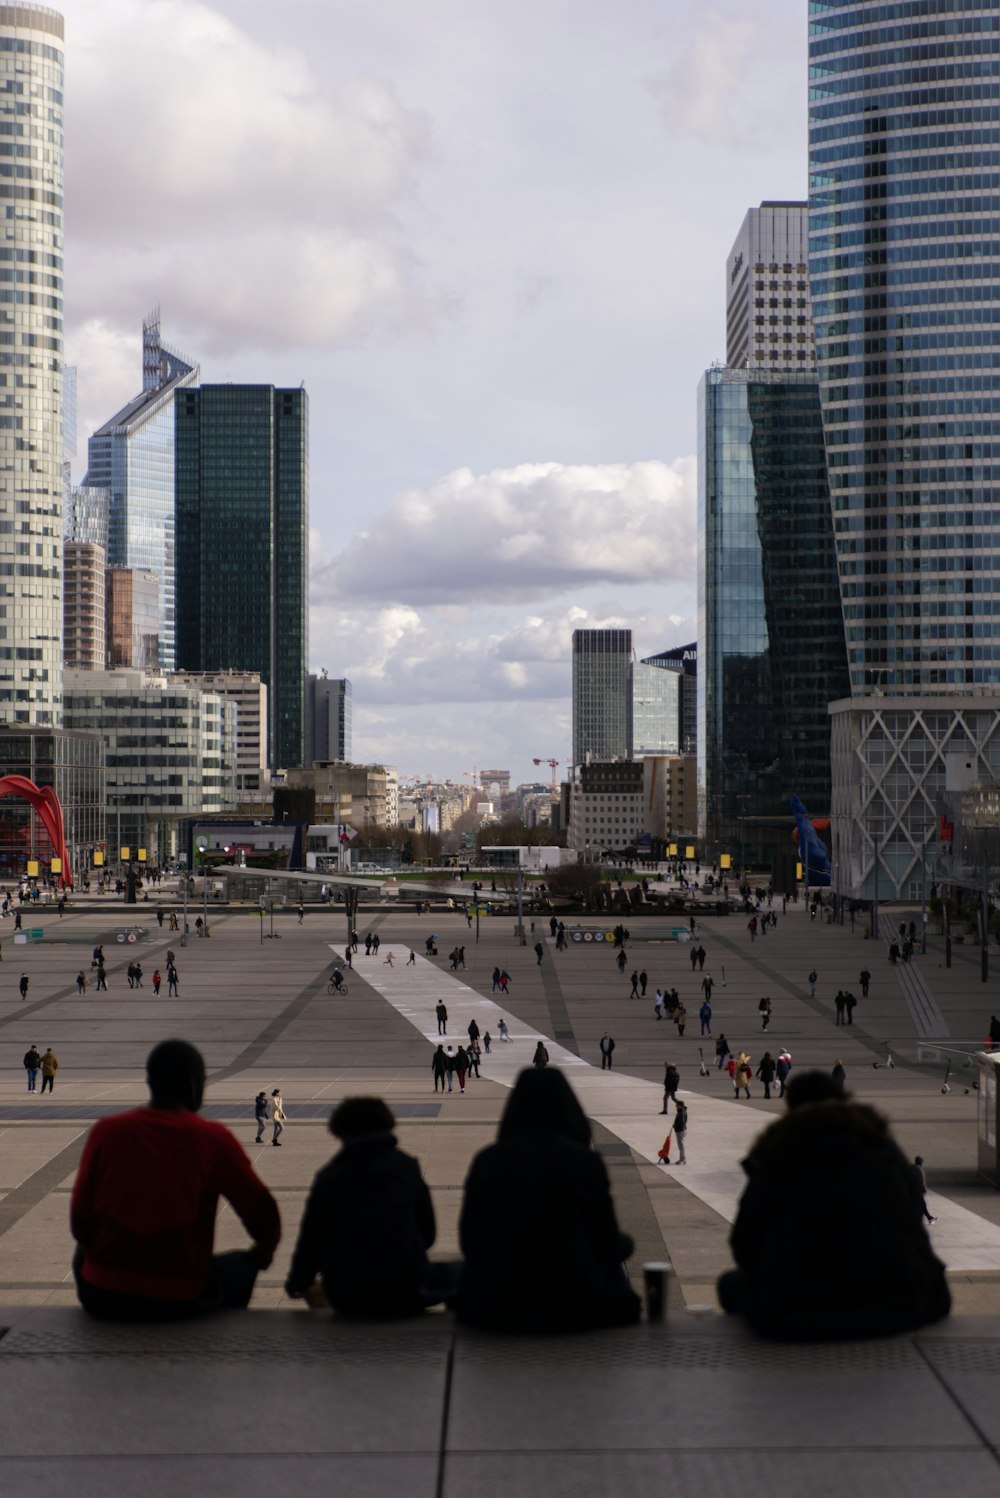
(284, 1097, 457, 1318)
(717, 1071, 950, 1341)
(456, 1068, 641, 1333)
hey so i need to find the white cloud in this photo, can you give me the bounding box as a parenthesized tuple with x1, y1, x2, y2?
(64, 0, 433, 351)
(311, 457, 696, 606)
(652, 13, 755, 145)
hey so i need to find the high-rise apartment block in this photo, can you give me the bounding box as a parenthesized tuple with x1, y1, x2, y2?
(571, 628, 632, 766)
(306, 673, 351, 764)
(175, 385, 308, 769)
(810, 0, 1000, 898)
(697, 367, 849, 865)
(63, 541, 106, 671)
(0, 5, 64, 727)
(84, 313, 198, 671)
(726, 202, 815, 373)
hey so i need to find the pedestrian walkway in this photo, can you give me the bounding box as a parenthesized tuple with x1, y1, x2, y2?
(879, 915, 950, 1037)
(347, 949, 1000, 1271)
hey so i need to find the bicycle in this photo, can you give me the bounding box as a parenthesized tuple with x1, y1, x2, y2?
(327, 977, 349, 995)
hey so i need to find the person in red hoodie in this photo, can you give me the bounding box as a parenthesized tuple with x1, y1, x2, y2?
(71, 1039, 280, 1320)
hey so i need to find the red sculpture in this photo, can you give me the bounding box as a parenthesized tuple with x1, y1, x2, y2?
(0, 775, 72, 887)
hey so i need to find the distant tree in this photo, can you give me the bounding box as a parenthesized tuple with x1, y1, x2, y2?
(478, 818, 562, 850)
(545, 863, 604, 911)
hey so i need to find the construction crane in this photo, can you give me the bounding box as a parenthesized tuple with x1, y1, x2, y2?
(533, 757, 562, 799)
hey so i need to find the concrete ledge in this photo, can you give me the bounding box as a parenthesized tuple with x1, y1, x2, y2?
(4, 1309, 1000, 1496)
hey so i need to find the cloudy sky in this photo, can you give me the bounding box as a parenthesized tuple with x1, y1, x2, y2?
(61, 0, 807, 784)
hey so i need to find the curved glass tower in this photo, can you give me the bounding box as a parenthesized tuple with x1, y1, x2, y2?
(811, 0, 1000, 897)
(0, 4, 63, 726)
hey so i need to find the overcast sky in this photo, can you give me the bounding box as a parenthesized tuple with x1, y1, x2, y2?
(61, 0, 807, 785)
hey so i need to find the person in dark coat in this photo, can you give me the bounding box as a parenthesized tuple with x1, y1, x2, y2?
(285, 1096, 457, 1317)
(455, 1068, 641, 1333)
(717, 1072, 950, 1341)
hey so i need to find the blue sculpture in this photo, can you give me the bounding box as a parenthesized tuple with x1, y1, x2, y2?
(791, 794, 831, 886)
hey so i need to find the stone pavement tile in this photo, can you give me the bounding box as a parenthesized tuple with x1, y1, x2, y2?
(446, 1328, 978, 1452)
(917, 1335, 1000, 1443)
(1, 1454, 440, 1498)
(0, 1315, 451, 1457)
(442, 1451, 999, 1498)
(0, 1126, 84, 1189)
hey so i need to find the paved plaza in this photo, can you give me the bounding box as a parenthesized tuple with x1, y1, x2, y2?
(1, 890, 1000, 1492)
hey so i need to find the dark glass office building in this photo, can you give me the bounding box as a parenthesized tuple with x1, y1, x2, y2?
(175, 386, 308, 769)
(697, 368, 850, 865)
(571, 628, 632, 766)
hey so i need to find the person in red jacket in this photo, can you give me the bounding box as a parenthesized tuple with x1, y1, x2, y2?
(71, 1039, 281, 1320)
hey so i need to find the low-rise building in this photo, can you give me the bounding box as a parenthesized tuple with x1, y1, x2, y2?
(565, 760, 645, 853)
(170, 670, 268, 799)
(63, 669, 237, 862)
(283, 761, 390, 829)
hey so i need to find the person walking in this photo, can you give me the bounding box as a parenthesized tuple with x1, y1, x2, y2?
(844, 991, 857, 1025)
(254, 1091, 269, 1144)
(689, 942, 698, 972)
(271, 1088, 287, 1145)
(76, 971, 87, 995)
(95, 962, 107, 992)
(152, 969, 161, 995)
(444, 1047, 456, 1092)
(832, 1060, 847, 1091)
(534, 942, 544, 966)
(699, 999, 712, 1036)
(616, 949, 628, 974)
(407, 950, 416, 966)
(672, 1099, 688, 1164)
(756, 1051, 777, 1100)
(365, 933, 373, 956)
(432, 1046, 448, 1093)
(716, 1033, 731, 1070)
(126, 962, 136, 990)
(454, 1046, 470, 1094)
(747, 915, 758, 942)
(759, 995, 772, 1031)
(372, 934, 381, 955)
(383, 951, 395, 967)
(19, 973, 28, 1002)
(40, 1046, 58, 1093)
(833, 990, 846, 1025)
(23, 1043, 40, 1093)
(629, 970, 639, 998)
(599, 1032, 615, 1070)
(639, 969, 648, 997)
(468, 1039, 481, 1078)
(697, 945, 706, 971)
(808, 969, 818, 998)
(654, 989, 663, 1021)
(297, 903, 304, 924)
(498, 970, 511, 994)
(673, 1002, 687, 1038)
(467, 1018, 480, 1046)
(133, 962, 143, 989)
(167, 964, 179, 997)
(735, 1051, 752, 1099)
(491, 967, 501, 992)
(775, 1047, 793, 1098)
(435, 1002, 448, 1036)
(497, 1018, 510, 1043)
(532, 1041, 549, 1068)
(913, 1156, 937, 1223)
(701, 975, 714, 1003)
(661, 1061, 679, 1113)
(860, 968, 871, 998)
(483, 1031, 492, 1054)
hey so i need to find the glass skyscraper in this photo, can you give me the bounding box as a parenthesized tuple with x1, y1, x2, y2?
(697, 367, 850, 864)
(0, 5, 64, 727)
(175, 385, 309, 769)
(810, 0, 1000, 897)
(631, 660, 681, 756)
(571, 628, 632, 766)
(84, 312, 198, 671)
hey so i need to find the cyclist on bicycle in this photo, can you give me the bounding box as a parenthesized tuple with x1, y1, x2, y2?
(330, 967, 345, 993)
